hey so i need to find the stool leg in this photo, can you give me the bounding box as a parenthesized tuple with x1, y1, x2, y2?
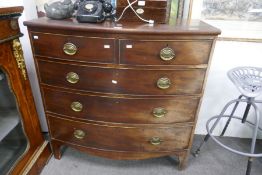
(220, 95, 243, 136)
(193, 99, 237, 157)
(192, 134, 210, 157)
(242, 99, 252, 123)
(246, 157, 253, 175)
(245, 102, 260, 175)
(250, 102, 260, 154)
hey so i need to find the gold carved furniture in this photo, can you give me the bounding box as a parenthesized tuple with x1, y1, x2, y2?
(0, 6, 51, 174)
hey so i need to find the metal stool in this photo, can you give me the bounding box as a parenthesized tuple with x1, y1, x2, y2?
(193, 67, 262, 175)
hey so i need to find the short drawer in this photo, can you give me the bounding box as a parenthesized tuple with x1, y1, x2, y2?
(120, 40, 212, 65)
(31, 32, 115, 63)
(117, 0, 167, 8)
(37, 60, 206, 95)
(0, 19, 20, 40)
(43, 88, 200, 124)
(48, 116, 193, 152)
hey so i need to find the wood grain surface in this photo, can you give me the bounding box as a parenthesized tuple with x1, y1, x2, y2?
(25, 16, 220, 169)
(42, 87, 200, 124)
(32, 32, 115, 63)
(37, 59, 206, 95)
(48, 115, 193, 152)
(24, 17, 221, 36)
(116, 7, 169, 23)
(119, 39, 212, 65)
(117, 0, 168, 8)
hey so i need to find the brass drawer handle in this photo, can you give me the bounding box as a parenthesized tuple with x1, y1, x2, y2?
(152, 107, 167, 118)
(66, 72, 79, 84)
(71, 102, 83, 112)
(157, 77, 171, 89)
(63, 43, 77, 55)
(160, 47, 175, 61)
(150, 137, 163, 146)
(74, 129, 85, 139)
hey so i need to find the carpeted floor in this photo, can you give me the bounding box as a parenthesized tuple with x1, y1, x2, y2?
(41, 135, 262, 175)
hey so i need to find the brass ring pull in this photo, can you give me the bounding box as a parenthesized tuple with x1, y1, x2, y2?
(160, 47, 175, 61)
(71, 102, 83, 112)
(152, 107, 167, 118)
(150, 137, 163, 145)
(66, 72, 79, 84)
(74, 129, 85, 139)
(63, 43, 77, 55)
(157, 77, 171, 89)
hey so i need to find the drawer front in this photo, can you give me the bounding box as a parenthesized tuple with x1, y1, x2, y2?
(48, 116, 192, 151)
(116, 7, 168, 24)
(117, 0, 168, 8)
(37, 60, 206, 95)
(31, 32, 115, 63)
(0, 19, 20, 40)
(120, 40, 212, 65)
(43, 88, 200, 124)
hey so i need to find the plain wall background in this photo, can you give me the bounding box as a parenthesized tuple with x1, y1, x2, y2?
(196, 41, 262, 139)
(1, 0, 261, 138)
(191, 0, 262, 139)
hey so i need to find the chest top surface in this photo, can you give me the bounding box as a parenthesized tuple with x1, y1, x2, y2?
(24, 17, 221, 36)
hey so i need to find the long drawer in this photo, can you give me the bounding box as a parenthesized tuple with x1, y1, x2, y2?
(120, 40, 212, 65)
(31, 32, 115, 63)
(48, 116, 193, 152)
(42, 87, 200, 124)
(37, 59, 206, 95)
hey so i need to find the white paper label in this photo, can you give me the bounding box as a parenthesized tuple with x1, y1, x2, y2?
(112, 80, 118, 84)
(138, 1, 146, 6)
(126, 45, 133, 48)
(104, 45, 110, 48)
(33, 35, 39, 39)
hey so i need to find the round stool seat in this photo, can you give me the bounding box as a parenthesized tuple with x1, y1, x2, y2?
(228, 67, 262, 97)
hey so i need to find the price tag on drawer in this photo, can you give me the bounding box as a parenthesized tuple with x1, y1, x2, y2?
(112, 80, 118, 84)
(126, 45, 133, 49)
(138, 0, 145, 6)
(33, 35, 39, 39)
(104, 45, 110, 49)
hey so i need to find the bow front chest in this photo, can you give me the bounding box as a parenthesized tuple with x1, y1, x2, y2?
(24, 18, 220, 169)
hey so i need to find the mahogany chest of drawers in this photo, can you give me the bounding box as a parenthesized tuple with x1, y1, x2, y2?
(24, 18, 220, 169)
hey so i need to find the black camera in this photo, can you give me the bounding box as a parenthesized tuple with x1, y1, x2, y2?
(75, 0, 114, 23)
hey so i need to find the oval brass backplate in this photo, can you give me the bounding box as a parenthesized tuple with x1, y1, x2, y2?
(66, 72, 79, 84)
(157, 77, 171, 89)
(152, 107, 167, 118)
(74, 129, 85, 139)
(150, 137, 162, 145)
(63, 43, 77, 55)
(160, 47, 175, 61)
(71, 102, 83, 112)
